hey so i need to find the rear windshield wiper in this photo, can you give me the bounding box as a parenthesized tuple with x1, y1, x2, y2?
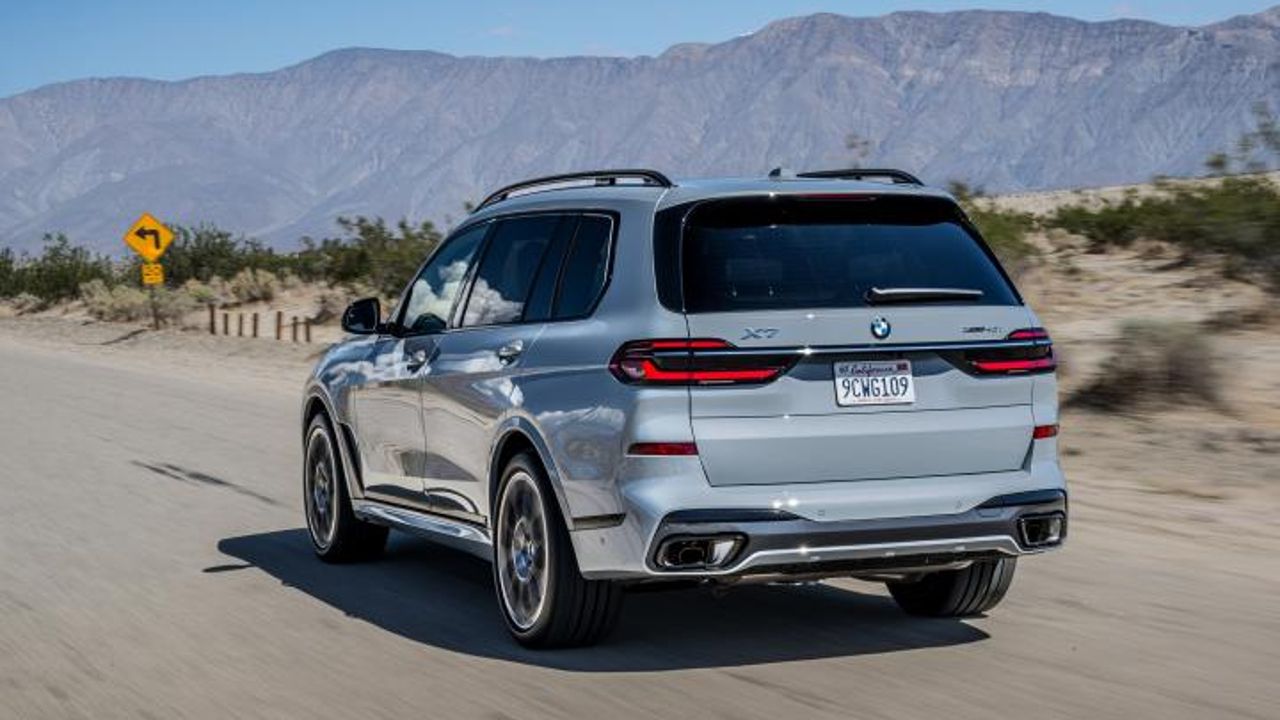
(864, 287, 984, 305)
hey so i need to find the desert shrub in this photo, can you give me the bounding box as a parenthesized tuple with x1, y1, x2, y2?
(153, 225, 289, 285)
(80, 279, 150, 321)
(279, 272, 304, 291)
(154, 288, 198, 325)
(8, 292, 46, 314)
(80, 279, 197, 325)
(295, 216, 441, 298)
(1044, 177, 1280, 286)
(1, 234, 118, 301)
(228, 268, 280, 303)
(311, 290, 350, 324)
(1070, 320, 1220, 411)
(947, 182, 1037, 268)
(182, 279, 222, 306)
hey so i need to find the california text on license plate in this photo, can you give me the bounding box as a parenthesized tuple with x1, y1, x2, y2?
(834, 360, 915, 406)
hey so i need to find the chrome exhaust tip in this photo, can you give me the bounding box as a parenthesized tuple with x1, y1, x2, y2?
(1018, 512, 1065, 549)
(656, 535, 742, 570)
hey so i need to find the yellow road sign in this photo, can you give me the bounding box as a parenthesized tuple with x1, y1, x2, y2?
(124, 213, 174, 262)
(140, 262, 165, 286)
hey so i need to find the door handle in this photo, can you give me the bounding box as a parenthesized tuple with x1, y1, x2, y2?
(406, 348, 430, 372)
(496, 340, 524, 364)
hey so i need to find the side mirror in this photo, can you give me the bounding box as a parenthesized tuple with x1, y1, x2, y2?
(341, 297, 382, 335)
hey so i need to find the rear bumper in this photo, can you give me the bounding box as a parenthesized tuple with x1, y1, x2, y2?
(647, 490, 1065, 578)
(570, 457, 1067, 580)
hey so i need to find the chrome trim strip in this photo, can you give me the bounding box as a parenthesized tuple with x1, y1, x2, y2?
(669, 339, 1050, 358)
(655, 535, 1027, 577)
(353, 499, 492, 559)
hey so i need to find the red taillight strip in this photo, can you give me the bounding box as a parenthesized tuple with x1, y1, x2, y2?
(972, 357, 1057, 374)
(633, 360, 782, 383)
(1032, 424, 1059, 440)
(610, 338, 795, 386)
(627, 442, 699, 456)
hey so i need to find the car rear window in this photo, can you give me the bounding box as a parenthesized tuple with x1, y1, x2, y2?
(678, 195, 1020, 313)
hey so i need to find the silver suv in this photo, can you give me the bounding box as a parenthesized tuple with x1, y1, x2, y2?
(301, 168, 1066, 648)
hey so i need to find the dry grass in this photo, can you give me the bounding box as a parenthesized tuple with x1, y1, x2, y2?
(1069, 320, 1220, 411)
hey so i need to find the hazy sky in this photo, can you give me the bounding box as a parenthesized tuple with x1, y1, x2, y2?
(2, 1, 1275, 98)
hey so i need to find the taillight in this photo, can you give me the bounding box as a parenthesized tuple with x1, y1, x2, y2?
(967, 328, 1056, 375)
(609, 339, 796, 386)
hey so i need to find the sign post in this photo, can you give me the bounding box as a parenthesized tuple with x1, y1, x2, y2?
(123, 213, 175, 330)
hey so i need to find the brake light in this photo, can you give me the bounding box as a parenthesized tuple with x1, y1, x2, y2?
(968, 328, 1056, 375)
(609, 339, 796, 386)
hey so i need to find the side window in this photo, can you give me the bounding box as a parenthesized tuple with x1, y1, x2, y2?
(461, 215, 565, 327)
(399, 224, 486, 334)
(521, 217, 577, 323)
(553, 214, 613, 319)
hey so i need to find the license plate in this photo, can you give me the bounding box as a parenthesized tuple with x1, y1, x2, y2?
(834, 360, 915, 406)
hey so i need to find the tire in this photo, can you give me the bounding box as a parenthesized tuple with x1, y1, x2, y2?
(887, 557, 1017, 618)
(492, 452, 622, 648)
(303, 414, 388, 562)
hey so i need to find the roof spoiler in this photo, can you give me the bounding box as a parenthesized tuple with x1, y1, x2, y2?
(475, 169, 673, 212)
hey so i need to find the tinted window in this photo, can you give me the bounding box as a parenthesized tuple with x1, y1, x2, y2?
(399, 224, 486, 334)
(553, 214, 612, 319)
(522, 217, 577, 323)
(681, 196, 1018, 313)
(462, 215, 563, 327)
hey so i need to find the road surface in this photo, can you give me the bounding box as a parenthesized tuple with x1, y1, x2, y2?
(0, 330, 1276, 719)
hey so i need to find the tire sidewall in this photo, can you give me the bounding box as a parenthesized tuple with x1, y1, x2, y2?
(493, 453, 562, 643)
(304, 414, 345, 556)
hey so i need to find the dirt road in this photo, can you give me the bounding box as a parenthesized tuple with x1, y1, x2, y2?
(0, 322, 1277, 719)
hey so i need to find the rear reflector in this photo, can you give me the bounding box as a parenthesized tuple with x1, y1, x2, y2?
(610, 339, 796, 386)
(1032, 424, 1059, 440)
(627, 442, 699, 456)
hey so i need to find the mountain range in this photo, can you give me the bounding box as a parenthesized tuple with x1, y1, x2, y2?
(2, 6, 1279, 253)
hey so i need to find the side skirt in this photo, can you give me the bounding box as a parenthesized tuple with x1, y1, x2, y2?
(352, 499, 492, 560)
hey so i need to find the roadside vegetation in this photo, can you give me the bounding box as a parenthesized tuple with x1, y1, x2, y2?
(1068, 320, 1221, 412)
(947, 181, 1037, 268)
(0, 216, 442, 324)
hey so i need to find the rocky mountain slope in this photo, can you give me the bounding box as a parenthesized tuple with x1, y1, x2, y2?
(2, 6, 1278, 252)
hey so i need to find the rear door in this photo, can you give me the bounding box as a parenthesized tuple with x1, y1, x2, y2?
(419, 213, 578, 521)
(674, 194, 1045, 486)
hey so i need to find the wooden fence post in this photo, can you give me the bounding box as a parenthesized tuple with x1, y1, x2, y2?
(275, 311, 283, 341)
(291, 316, 298, 343)
(208, 305, 216, 335)
(222, 313, 229, 336)
(304, 319, 312, 344)
(237, 313, 244, 337)
(252, 313, 259, 338)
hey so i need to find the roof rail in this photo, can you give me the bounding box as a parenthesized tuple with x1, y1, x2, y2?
(796, 168, 923, 186)
(474, 169, 673, 212)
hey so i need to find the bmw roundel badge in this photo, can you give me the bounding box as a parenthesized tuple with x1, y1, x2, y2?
(870, 316, 892, 340)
